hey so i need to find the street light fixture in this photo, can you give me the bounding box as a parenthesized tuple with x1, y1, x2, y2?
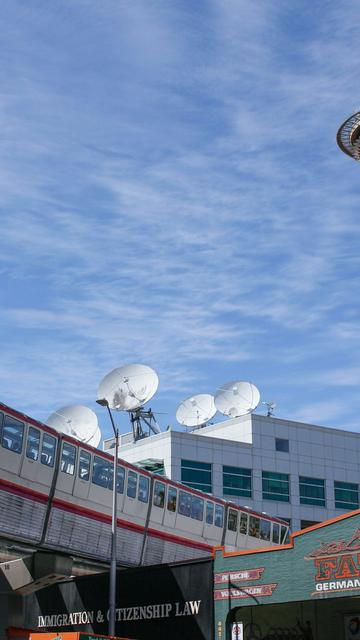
(96, 398, 119, 636)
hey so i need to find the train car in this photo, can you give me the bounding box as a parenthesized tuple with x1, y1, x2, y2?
(0, 402, 290, 567)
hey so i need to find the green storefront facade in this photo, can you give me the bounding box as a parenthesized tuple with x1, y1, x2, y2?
(214, 509, 360, 640)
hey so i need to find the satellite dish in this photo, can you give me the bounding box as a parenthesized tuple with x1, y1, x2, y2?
(176, 394, 216, 428)
(46, 405, 101, 447)
(214, 381, 260, 418)
(97, 364, 159, 412)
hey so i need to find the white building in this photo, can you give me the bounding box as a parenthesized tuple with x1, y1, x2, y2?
(104, 413, 360, 533)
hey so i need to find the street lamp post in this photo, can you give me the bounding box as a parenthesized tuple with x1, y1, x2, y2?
(96, 398, 119, 637)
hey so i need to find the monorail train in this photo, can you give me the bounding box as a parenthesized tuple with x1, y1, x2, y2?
(0, 402, 290, 567)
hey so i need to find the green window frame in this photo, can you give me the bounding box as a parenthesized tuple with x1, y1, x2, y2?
(223, 465, 252, 498)
(299, 476, 325, 507)
(181, 459, 212, 493)
(262, 471, 289, 502)
(334, 481, 359, 510)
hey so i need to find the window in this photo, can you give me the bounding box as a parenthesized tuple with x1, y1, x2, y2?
(92, 455, 113, 489)
(153, 481, 165, 508)
(26, 427, 40, 461)
(138, 475, 149, 503)
(2, 414, 24, 453)
(206, 501, 214, 525)
(215, 504, 224, 528)
(301, 520, 320, 530)
(223, 465, 252, 497)
(334, 481, 359, 510)
(127, 470, 137, 498)
(228, 509, 238, 532)
(167, 487, 177, 512)
(61, 443, 76, 475)
(181, 459, 212, 493)
(249, 516, 260, 538)
(191, 496, 204, 521)
(117, 466, 125, 493)
(275, 438, 289, 453)
(272, 523, 280, 544)
(262, 471, 290, 502)
(260, 519, 271, 541)
(281, 524, 290, 544)
(299, 476, 325, 506)
(239, 512, 248, 535)
(41, 434, 56, 467)
(178, 491, 191, 517)
(79, 450, 91, 480)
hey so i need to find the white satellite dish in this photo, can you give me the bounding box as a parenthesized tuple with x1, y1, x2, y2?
(97, 363, 159, 412)
(176, 394, 216, 428)
(214, 381, 260, 418)
(46, 405, 101, 447)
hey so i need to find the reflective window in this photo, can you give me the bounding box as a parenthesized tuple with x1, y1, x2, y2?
(2, 414, 24, 453)
(127, 470, 137, 498)
(117, 466, 125, 494)
(223, 465, 252, 498)
(249, 516, 260, 538)
(275, 438, 289, 453)
(92, 455, 113, 489)
(228, 509, 238, 532)
(153, 481, 165, 508)
(41, 434, 56, 467)
(299, 476, 325, 507)
(61, 442, 76, 475)
(334, 481, 359, 510)
(181, 459, 212, 493)
(79, 450, 91, 481)
(191, 495, 204, 521)
(262, 471, 290, 502)
(260, 519, 271, 541)
(178, 491, 191, 517)
(272, 522, 280, 544)
(206, 501, 214, 525)
(167, 486, 177, 512)
(26, 427, 40, 461)
(239, 512, 248, 535)
(281, 524, 289, 544)
(138, 475, 149, 503)
(215, 504, 224, 528)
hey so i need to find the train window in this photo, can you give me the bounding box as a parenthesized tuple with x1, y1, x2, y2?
(127, 470, 138, 498)
(61, 443, 76, 475)
(0, 412, 3, 439)
(215, 504, 224, 528)
(206, 501, 214, 525)
(79, 450, 91, 481)
(138, 475, 149, 503)
(153, 481, 165, 508)
(178, 491, 191, 517)
(249, 516, 260, 538)
(92, 455, 112, 489)
(281, 524, 289, 544)
(239, 512, 248, 535)
(26, 427, 40, 461)
(260, 519, 271, 541)
(2, 415, 24, 453)
(41, 434, 56, 467)
(167, 486, 177, 512)
(228, 509, 238, 532)
(272, 522, 280, 544)
(191, 496, 204, 521)
(117, 466, 125, 494)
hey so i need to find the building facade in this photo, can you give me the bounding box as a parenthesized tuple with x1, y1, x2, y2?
(106, 413, 360, 533)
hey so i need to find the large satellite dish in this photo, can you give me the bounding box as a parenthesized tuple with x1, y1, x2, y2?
(176, 394, 216, 428)
(97, 364, 159, 412)
(46, 405, 101, 447)
(215, 381, 260, 418)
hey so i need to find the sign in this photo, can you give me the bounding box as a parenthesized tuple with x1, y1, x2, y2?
(306, 529, 360, 596)
(214, 584, 277, 600)
(231, 623, 243, 640)
(214, 568, 264, 583)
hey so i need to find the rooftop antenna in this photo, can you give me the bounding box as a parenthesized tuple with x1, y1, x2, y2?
(214, 380, 260, 418)
(176, 394, 216, 431)
(97, 363, 161, 442)
(262, 401, 276, 417)
(46, 405, 101, 447)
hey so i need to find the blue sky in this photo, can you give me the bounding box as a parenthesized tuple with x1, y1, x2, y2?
(1, 1, 360, 438)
